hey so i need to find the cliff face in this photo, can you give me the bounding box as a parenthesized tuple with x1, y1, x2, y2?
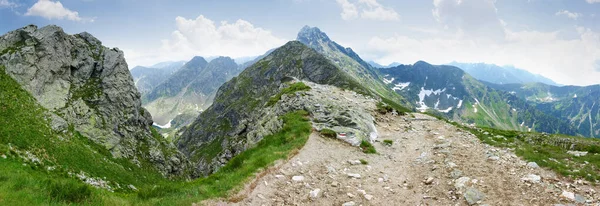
(0, 25, 190, 177)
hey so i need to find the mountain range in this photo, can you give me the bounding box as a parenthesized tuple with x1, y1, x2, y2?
(448, 62, 560, 86)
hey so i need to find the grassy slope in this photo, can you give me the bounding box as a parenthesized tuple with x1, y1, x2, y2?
(429, 113, 600, 183)
(0, 66, 312, 204)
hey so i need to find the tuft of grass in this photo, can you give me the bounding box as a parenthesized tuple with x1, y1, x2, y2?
(47, 179, 92, 203)
(266, 82, 311, 107)
(379, 97, 411, 115)
(383, 139, 393, 146)
(360, 140, 377, 154)
(137, 184, 181, 200)
(320, 128, 337, 139)
(359, 159, 368, 165)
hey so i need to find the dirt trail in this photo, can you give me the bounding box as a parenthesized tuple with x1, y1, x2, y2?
(204, 113, 600, 205)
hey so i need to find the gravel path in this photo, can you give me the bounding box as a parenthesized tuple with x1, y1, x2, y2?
(203, 113, 600, 206)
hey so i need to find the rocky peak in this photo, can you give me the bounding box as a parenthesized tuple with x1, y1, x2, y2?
(0, 25, 190, 177)
(184, 56, 208, 69)
(297, 26, 331, 44)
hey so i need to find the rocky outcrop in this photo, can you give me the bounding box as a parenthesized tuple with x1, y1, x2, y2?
(0, 25, 190, 177)
(178, 41, 372, 177)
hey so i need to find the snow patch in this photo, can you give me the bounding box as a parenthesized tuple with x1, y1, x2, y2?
(392, 82, 410, 91)
(438, 107, 453, 113)
(383, 77, 395, 84)
(457, 100, 463, 108)
(153, 119, 173, 129)
(416, 87, 446, 112)
(573, 94, 578, 98)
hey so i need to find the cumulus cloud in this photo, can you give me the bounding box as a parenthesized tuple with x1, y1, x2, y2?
(358, 0, 600, 85)
(363, 27, 600, 86)
(586, 0, 600, 3)
(125, 15, 286, 68)
(25, 0, 93, 22)
(432, 0, 505, 40)
(335, 0, 399, 21)
(555, 10, 581, 20)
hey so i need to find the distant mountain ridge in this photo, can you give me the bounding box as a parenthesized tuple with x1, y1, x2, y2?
(377, 61, 578, 136)
(448, 62, 560, 86)
(486, 82, 600, 137)
(130, 61, 185, 95)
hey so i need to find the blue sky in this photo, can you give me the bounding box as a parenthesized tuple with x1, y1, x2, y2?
(1, 0, 599, 85)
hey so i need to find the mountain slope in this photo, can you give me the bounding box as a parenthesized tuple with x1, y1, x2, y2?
(178, 41, 373, 176)
(297, 26, 410, 106)
(449, 62, 560, 86)
(377, 61, 577, 135)
(486, 82, 600, 137)
(142, 56, 243, 125)
(0, 25, 189, 178)
(130, 61, 184, 95)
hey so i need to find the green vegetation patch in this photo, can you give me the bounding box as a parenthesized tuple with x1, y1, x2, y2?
(434, 112, 600, 183)
(383, 139, 393, 146)
(359, 159, 368, 165)
(320, 128, 337, 138)
(266, 82, 311, 107)
(360, 140, 377, 154)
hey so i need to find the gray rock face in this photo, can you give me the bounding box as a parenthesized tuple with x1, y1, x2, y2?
(178, 41, 372, 177)
(0, 25, 190, 177)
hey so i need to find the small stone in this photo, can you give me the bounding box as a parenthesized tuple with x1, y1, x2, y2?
(348, 160, 361, 165)
(275, 175, 285, 179)
(378, 178, 384, 183)
(364, 194, 374, 201)
(560, 190, 575, 201)
(309, 188, 321, 199)
(347, 173, 361, 179)
(526, 162, 539, 169)
(488, 156, 500, 161)
(331, 181, 339, 187)
(423, 177, 435, 185)
(342, 201, 356, 206)
(347, 193, 355, 198)
(521, 174, 542, 184)
(1, 154, 6, 159)
(292, 176, 305, 182)
(464, 187, 485, 205)
(357, 189, 366, 195)
(128, 184, 138, 191)
(575, 194, 586, 203)
(455, 177, 471, 190)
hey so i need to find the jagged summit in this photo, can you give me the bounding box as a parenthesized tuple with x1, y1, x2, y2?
(184, 56, 209, 69)
(0, 24, 189, 177)
(297, 26, 332, 44)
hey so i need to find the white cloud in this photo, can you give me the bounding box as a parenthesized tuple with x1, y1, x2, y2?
(0, 0, 17, 8)
(359, 0, 600, 86)
(586, 0, 600, 3)
(336, 0, 359, 20)
(125, 15, 286, 68)
(363, 26, 600, 86)
(432, 0, 505, 40)
(555, 10, 581, 20)
(335, 0, 399, 21)
(25, 0, 93, 22)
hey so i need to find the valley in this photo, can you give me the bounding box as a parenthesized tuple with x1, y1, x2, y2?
(1, 22, 600, 206)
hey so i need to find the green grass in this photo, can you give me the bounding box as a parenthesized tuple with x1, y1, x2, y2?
(383, 139, 393, 146)
(436, 112, 600, 183)
(320, 128, 337, 138)
(0, 68, 312, 205)
(266, 82, 311, 107)
(359, 159, 368, 165)
(379, 97, 411, 115)
(360, 140, 377, 154)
